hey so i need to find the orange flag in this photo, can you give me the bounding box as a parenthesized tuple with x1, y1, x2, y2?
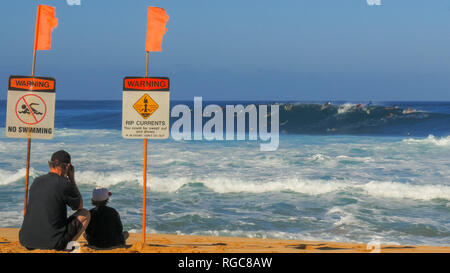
(145, 7, 169, 52)
(34, 5, 58, 51)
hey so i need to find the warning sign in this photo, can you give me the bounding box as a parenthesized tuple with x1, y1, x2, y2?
(124, 77, 169, 91)
(9, 77, 55, 91)
(122, 77, 170, 139)
(133, 94, 159, 119)
(5, 76, 56, 140)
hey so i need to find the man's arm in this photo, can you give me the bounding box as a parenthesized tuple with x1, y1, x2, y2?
(66, 164, 83, 210)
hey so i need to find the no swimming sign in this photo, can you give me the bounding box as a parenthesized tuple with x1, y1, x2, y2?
(5, 76, 56, 140)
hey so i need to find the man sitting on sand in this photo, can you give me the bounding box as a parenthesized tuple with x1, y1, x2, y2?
(84, 187, 128, 248)
(19, 150, 90, 251)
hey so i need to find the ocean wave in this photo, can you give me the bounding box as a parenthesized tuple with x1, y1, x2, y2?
(326, 206, 363, 227)
(277, 103, 450, 136)
(336, 155, 374, 163)
(158, 177, 450, 201)
(308, 154, 330, 162)
(170, 229, 385, 245)
(0, 168, 38, 186)
(75, 170, 141, 187)
(54, 128, 120, 138)
(402, 135, 450, 146)
(337, 103, 355, 114)
(2, 167, 449, 201)
(0, 211, 23, 227)
(176, 229, 311, 241)
(72, 172, 346, 195)
(358, 181, 450, 201)
(200, 177, 343, 195)
(3, 102, 447, 136)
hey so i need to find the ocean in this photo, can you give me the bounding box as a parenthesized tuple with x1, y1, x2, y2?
(0, 100, 449, 246)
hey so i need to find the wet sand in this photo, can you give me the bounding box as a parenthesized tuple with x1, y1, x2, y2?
(0, 228, 448, 253)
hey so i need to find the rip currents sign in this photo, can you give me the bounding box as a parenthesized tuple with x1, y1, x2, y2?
(122, 77, 170, 139)
(5, 76, 56, 139)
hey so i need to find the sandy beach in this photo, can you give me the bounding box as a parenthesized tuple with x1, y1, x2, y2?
(0, 228, 448, 253)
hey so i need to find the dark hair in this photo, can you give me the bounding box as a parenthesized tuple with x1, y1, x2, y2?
(91, 199, 109, 207)
(48, 160, 67, 169)
(51, 150, 71, 164)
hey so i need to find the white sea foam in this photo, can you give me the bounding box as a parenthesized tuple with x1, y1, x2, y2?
(201, 177, 343, 195)
(150, 177, 193, 193)
(158, 211, 213, 219)
(336, 155, 373, 163)
(402, 135, 450, 147)
(76, 172, 346, 195)
(181, 229, 307, 240)
(172, 229, 366, 244)
(76, 170, 141, 187)
(337, 103, 355, 114)
(309, 154, 330, 162)
(326, 206, 363, 227)
(359, 181, 450, 201)
(54, 128, 120, 138)
(0, 211, 23, 227)
(142, 176, 344, 195)
(3, 166, 448, 202)
(0, 168, 38, 186)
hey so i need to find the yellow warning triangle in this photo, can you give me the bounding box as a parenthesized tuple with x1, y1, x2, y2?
(133, 94, 159, 119)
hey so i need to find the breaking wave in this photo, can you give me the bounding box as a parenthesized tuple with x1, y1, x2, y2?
(402, 135, 450, 146)
(2, 168, 448, 201)
(277, 103, 450, 136)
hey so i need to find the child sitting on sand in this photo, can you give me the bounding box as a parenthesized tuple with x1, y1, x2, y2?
(84, 187, 128, 248)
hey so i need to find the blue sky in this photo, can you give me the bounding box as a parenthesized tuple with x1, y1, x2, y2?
(1, 0, 450, 101)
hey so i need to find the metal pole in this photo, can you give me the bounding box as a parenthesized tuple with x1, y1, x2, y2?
(143, 138, 148, 243)
(25, 5, 42, 215)
(142, 51, 149, 243)
(24, 139, 31, 214)
(24, 50, 37, 215)
(146, 51, 149, 77)
(31, 50, 37, 77)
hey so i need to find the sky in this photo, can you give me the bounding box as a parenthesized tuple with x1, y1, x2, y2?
(1, 0, 450, 101)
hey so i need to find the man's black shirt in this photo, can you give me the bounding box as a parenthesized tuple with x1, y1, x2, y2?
(19, 172, 81, 249)
(85, 206, 125, 248)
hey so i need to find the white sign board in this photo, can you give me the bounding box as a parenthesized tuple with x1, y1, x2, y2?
(5, 76, 56, 139)
(122, 77, 170, 139)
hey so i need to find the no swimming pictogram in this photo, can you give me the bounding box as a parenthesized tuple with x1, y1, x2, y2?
(15, 94, 47, 125)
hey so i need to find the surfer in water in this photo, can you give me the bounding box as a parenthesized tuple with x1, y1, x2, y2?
(321, 101, 331, 111)
(403, 107, 414, 114)
(283, 104, 293, 111)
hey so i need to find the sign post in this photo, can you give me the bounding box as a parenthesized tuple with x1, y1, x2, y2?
(5, 77, 56, 214)
(122, 75, 170, 243)
(122, 6, 169, 244)
(5, 5, 58, 214)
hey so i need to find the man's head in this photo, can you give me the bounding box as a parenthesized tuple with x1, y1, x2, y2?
(48, 150, 71, 176)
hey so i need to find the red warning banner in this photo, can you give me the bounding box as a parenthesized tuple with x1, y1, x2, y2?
(9, 76, 55, 92)
(123, 77, 169, 91)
